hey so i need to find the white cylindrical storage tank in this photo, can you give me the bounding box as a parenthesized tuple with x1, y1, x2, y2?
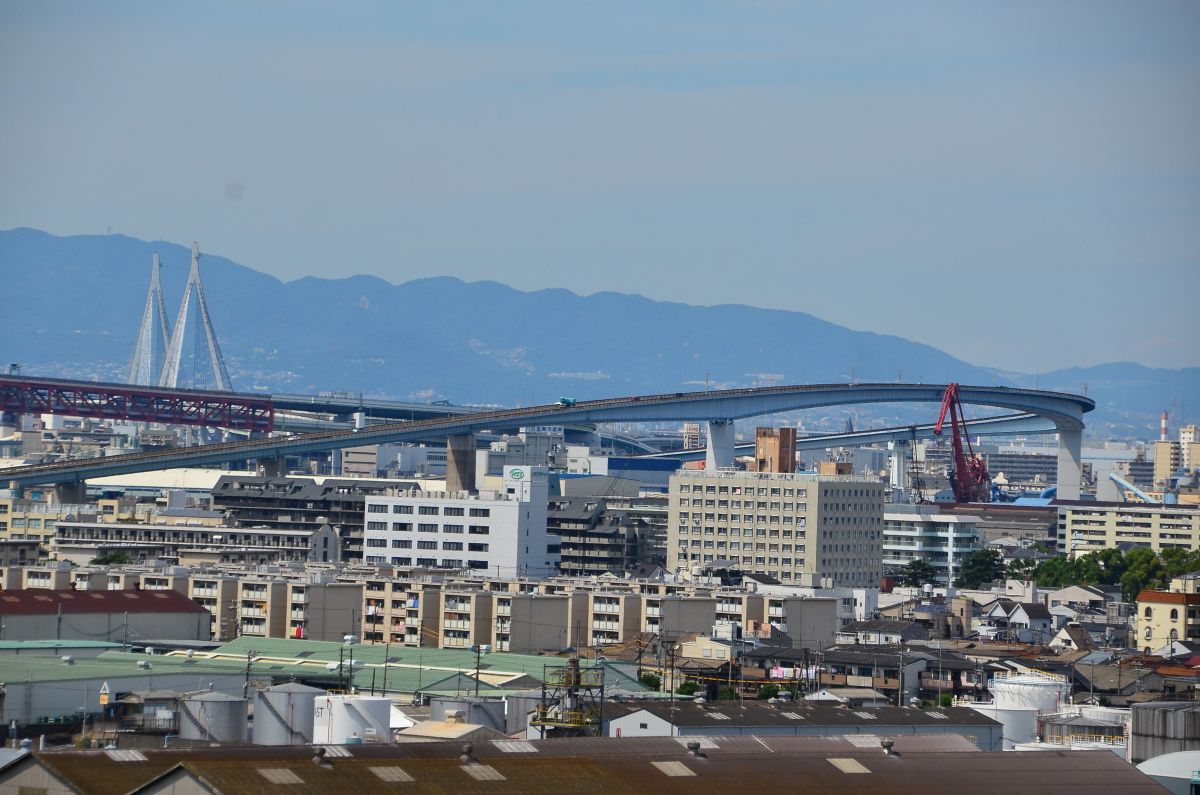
(990, 672, 1069, 712)
(312, 695, 393, 745)
(968, 702, 1038, 751)
(178, 693, 248, 743)
(253, 683, 325, 746)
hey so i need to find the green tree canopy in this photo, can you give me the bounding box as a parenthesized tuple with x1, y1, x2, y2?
(898, 559, 939, 587)
(954, 549, 1006, 589)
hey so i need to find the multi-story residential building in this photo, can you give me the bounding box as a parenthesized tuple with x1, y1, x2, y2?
(1155, 440, 1183, 488)
(362, 467, 556, 578)
(546, 493, 666, 577)
(211, 474, 419, 561)
(51, 519, 341, 567)
(1135, 589, 1200, 653)
(189, 574, 240, 641)
(491, 592, 581, 653)
(883, 505, 982, 585)
(436, 589, 494, 649)
(668, 469, 885, 587)
(1059, 501, 1200, 556)
(579, 590, 641, 647)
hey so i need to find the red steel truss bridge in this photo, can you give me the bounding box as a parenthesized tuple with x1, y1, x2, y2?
(0, 375, 274, 433)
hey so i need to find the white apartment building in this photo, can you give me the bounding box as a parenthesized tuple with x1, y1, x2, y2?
(668, 469, 885, 588)
(362, 466, 557, 578)
(883, 505, 982, 586)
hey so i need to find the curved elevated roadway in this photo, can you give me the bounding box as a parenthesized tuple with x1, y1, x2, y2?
(2, 382, 1093, 497)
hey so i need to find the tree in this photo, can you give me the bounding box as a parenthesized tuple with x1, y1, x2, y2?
(639, 672, 661, 691)
(954, 549, 1005, 589)
(1120, 547, 1166, 600)
(899, 559, 938, 588)
(716, 686, 738, 701)
(758, 684, 781, 700)
(90, 551, 133, 566)
(676, 681, 698, 696)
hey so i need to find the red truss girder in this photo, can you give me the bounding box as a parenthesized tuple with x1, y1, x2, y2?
(0, 378, 274, 432)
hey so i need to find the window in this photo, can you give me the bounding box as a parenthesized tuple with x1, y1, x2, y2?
(392, 539, 412, 549)
(392, 522, 412, 532)
(417, 540, 438, 550)
(392, 557, 412, 566)
(469, 508, 491, 518)
(443, 524, 464, 533)
(469, 526, 490, 535)
(1172, 608, 1180, 621)
(443, 541, 463, 551)
(366, 521, 387, 531)
(418, 523, 438, 533)
(1144, 607, 1153, 619)
(393, 505, 414, 514)
(469, 542, 489, 552)
(367, 504, 388, 513)
(366, 538, 387, 548)
(444, 507, 465, 516)
(467, 560, 488, 569)
(418, 506, 439, 515)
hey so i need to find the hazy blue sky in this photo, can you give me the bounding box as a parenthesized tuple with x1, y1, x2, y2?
(2, 1, 1197, 372)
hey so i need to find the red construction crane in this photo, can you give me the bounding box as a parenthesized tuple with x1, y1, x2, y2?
(933, 383, 991, 503)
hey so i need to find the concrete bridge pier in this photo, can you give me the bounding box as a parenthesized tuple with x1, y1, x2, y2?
(446, 433, 476, 493)
(705, 420, 735, 470)
(888, 440, 909, 492)
(257, 456, 285, 478)
(1056, 429, 1083, 501)
(50, 480, 86, 506)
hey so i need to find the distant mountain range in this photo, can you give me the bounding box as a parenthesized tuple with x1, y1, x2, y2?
(2, 227, 1195, 439)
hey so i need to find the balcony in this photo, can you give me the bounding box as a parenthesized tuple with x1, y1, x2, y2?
(920, 675, 955, 691)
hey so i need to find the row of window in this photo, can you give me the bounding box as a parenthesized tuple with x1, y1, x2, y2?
(367, 504, 489, 517)
(366, 522, 491, 535)
(679, 485, 808, 497)
(366, 538, 490, 552)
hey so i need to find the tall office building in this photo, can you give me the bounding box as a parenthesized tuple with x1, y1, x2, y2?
(668, 469, 884, 587)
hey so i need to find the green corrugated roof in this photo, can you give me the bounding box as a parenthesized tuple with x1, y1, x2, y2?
(204, 636, 649, 695)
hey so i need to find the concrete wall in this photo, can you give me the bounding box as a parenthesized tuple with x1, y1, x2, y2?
(0, 672, 244, 726)
(0, 610, 210, 644)
(781, 597, 837, 647)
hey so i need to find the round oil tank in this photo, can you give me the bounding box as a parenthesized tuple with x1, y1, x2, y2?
(989, 673, 1068, 712)
(967, 702, 1037, 751)
(312, 695, 393, 745)
(252, 683, 326, 746)
(178, 692, 248, 743)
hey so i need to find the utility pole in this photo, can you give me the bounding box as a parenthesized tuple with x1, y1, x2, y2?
(243, 650, 255, 699)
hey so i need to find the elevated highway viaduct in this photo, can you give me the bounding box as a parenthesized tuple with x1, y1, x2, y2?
(3, 383, 1093, 500)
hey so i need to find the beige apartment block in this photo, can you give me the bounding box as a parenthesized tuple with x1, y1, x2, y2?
(438, 590, 494, 649)
(1060, 502, 1200, 556)
(492, 592, 584, 653)
(286, 581, 363, 642)
(669, 470, 885, 587)
(189, 575, 240, 641)
(237, 579, 288, 639)
(580, 591, 642, 647)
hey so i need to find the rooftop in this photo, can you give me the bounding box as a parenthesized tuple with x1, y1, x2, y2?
(7, 737, 1164, 795)
(0, 589, 209, 616)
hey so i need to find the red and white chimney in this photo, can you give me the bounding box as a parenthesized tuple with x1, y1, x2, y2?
(1161, 411, 1170, 442)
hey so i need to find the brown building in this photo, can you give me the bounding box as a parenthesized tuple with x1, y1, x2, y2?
(751, 426, 797, 473)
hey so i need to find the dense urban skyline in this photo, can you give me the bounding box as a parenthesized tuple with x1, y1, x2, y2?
(2, 2, 1197, 373)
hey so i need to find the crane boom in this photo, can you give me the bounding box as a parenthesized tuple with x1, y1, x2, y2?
(932, 383, 991, 503)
